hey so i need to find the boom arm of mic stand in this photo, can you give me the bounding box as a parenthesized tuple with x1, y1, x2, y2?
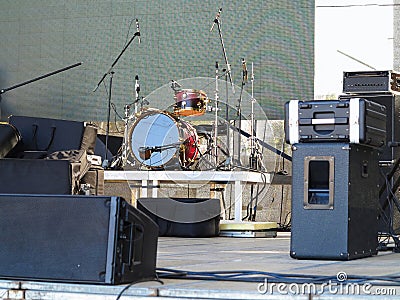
(215, 19, 235, 94)
(93, 32, 140, 93)
(0, 62, 82, 95)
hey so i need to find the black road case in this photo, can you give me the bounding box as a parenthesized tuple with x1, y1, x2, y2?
(343, 70, 400, 94)
(285, 98, 386, 148)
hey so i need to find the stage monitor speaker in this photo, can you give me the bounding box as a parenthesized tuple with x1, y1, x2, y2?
(340, 93, 400, 234)
(290, 143, 380, 260)
(0, 194, 158, 284)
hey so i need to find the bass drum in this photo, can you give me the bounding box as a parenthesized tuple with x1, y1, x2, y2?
(129, 109, 199, 169)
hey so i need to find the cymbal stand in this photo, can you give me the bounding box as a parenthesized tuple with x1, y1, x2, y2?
(224, 69, 232, 170)
(249, 62, 258, 170)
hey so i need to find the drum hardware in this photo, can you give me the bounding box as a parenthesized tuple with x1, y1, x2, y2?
(235, 58, 248, 167)
(249, 61, 260, 170)
(193, 124, 231, 171)
(109, 104, 136, 169)
(93, 22, 140, 168)
(109, 73, 143, 169)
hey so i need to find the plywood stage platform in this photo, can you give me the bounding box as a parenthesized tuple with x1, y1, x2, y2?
(1, 233, 400, 299)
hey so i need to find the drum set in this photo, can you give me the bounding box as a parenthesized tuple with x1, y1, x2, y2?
(102, 9, 267, 172)
(112, 87, 223, 171)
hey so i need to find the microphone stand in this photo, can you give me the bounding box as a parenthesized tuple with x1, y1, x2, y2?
(211, 8, 234, 94)
(210, 7, 235, 168)
(93, 31, 140, 168)
(236, 60, 247, 167)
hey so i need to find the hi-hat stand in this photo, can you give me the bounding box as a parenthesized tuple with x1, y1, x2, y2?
(236, 58, 248, 167)
(110, 75, 141, 169)
(93, 20, 140, 168)
(248, 62, 264, 171)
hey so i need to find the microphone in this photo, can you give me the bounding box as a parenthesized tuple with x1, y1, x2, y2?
(251, 62, 254, 82)
(135, 74, 140, 101)
(138, 145, 172, 160)
(135, 19, 141, 44)
(242, 58, 248, 83)
(210, 8, 222, 32)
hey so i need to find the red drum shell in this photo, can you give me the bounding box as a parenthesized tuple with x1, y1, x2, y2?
(173, 89, 207, 117)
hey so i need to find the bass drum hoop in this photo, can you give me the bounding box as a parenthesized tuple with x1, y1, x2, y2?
(128, 109, 186, 169)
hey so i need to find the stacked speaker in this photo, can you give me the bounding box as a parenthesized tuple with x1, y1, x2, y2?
(341, 71, 400, 235)
(285, 74, 392, 259)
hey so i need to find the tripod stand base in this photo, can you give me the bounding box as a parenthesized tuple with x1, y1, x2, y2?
(219, 221, 278, 238)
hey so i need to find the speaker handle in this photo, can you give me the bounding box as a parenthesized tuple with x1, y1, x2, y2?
(124, 211, 145, 269)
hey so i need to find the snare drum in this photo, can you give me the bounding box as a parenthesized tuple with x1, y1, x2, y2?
(173, 89, 208, 117)
(129, 109, 199, 169)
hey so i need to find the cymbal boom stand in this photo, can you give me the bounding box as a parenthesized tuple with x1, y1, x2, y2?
(249, 62, 258, 170)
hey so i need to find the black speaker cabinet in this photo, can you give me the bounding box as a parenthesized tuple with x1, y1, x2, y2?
(0, 194, 158, 284)
(339, 93, 400, 162)
(290, 143, 380, 260)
